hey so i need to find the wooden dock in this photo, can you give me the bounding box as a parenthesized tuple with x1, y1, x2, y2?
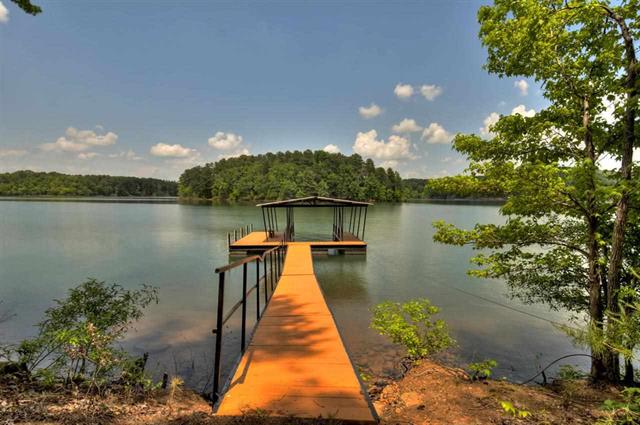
(229, 231, 367, 253)
(215, 243, 377, 423)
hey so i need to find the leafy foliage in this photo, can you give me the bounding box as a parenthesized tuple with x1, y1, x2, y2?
(468, 359, 498, 380)
(434, 0, 640, 382)
(10, 0, 42, 16)
(557, 364, 587, 381)
(598, 388, 640, 425)
(179, 150, 407, 202)
(500, 401, 531, 419)
(0, 170, 177, 197)
(371, 298, 454, 360)
(17, 279, 158, 390)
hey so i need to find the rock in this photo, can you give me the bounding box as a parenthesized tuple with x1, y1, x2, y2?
(400, 391, 422, 408)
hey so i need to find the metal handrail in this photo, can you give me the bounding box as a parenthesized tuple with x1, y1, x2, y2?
(211, 240, 286, 405)
(226, 223, 254, 248)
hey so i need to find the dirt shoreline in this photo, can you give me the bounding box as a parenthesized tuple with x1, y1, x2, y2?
(1, 359, 618, 424)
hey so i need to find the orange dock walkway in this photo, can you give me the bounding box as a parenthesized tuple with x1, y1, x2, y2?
(215, 243, 377, 423)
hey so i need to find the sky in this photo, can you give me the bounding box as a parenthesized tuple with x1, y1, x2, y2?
(0, 0, 548, 180)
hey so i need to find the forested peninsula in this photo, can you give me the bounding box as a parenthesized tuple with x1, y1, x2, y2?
(178, 150, 504, 202)
(0, 171, 178, 197)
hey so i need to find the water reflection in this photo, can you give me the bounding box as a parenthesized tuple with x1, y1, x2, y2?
(0, 200, 589, 391)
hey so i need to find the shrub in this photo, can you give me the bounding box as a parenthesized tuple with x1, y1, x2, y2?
(371, 298, 454, 360)
(468, 359, 498, 380)
(17, 278, 158, 391)
(556, 364, 586, 381)
(500, 400, 531, 419)
(598, 388, 640, 425)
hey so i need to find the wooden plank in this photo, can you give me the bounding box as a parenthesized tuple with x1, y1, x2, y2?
(216, 243, 376, 423)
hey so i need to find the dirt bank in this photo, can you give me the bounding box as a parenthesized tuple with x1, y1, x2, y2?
(1, 361, 620, 424)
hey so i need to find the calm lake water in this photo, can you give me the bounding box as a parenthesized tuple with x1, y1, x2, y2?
(0, 200, 587, 391)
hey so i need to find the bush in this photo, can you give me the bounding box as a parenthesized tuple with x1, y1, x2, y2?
(17, 278, 158, 391)
(556, 364, 586, 381)
(468, 359, 497, 380)
(371, 298, 454, 360)
(598, 388, 640, 425)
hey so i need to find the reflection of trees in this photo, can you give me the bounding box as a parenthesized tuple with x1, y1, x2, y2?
(314, 256, 369, 301)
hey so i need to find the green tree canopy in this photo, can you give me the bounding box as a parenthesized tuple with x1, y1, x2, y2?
(434, 0, 639, 383)
(0, 170, 178, 197)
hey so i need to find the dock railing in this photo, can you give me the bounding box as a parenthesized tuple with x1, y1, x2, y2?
(226, 224, 254, 248)
(211, 241, 286, 405)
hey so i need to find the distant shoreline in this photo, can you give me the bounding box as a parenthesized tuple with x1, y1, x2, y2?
(0, 196, 178, 204)
(1, 196, 504, 206)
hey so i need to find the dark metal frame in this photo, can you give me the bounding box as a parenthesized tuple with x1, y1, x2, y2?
(259, 196, 371, 243)
(211, 242, 286, 405)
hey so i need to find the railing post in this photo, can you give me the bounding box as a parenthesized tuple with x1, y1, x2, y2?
(241, 262, 247, 353)
(270, 252, 274, 291)
(212, 272, 225, 405)
(227, 232, 231, 248)
(256, 261, 260, 319)
(264, 257, 268, 305)
(277, 247, 281, 278)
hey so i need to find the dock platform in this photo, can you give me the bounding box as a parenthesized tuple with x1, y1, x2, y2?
(229, 231, 367, 253)
(215, 243, 377, 423)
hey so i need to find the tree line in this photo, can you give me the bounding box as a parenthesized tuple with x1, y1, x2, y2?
(0, 170, 178, 197)
(179, 150, 425, 202)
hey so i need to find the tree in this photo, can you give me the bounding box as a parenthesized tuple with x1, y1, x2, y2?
(17, 279, 158, 389)
(434, 0, 639, 383)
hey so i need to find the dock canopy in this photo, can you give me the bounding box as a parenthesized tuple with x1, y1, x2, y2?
(257, 196, 372, 242)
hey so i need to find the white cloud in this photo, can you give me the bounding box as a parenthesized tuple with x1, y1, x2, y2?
(0, 148, 28, 158)
(150, 143, 196, 158)
(479, 105, 535, 138)
(208, 132, 243, 150)
(380, 160, 399, 169)
(422, 122, 453, 144)
(108, 149, 142, 161)
(323, 144, 341, 154)
(41, 137, 90, 152)
(0, 2, 8, 23)
(420, 84, 443, 101)
(480, 112, 500, 137)
(78, 152, 99, 160)
(392, 118, 422, 134)
(358, 103, 382, 119)
(394, 83, 414, 100)
(218, 147, 250, 160)
(353, 130, 417, 162)
(514, 79, 529, 96)
(40, 126, 118, 152)
(598, 148, 640, 170)
(511, 104, 535, 117)
(64, 127, 118, 146)
(599, 95, 624, 124)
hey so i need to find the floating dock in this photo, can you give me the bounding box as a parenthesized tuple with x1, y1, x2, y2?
(229, 231, 367, 254)
(215, 243, 377, 423)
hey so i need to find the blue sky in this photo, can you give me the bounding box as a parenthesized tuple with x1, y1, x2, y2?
(0, 0, 546, 180)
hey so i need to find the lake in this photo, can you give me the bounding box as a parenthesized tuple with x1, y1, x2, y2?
(0, 200, 587, 392)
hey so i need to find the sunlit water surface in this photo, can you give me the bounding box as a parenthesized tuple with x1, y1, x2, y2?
(0, 200, 587, 392)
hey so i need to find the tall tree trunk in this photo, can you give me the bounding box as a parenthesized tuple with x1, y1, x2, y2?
(583, 97, 608, 381)
(604, 9, 638, 384)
